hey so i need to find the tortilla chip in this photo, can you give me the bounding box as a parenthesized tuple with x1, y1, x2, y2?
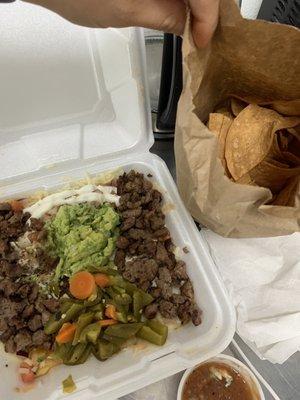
(287, 126, 300, 141)
(249, 160, 300, 193)
(215, 107, 233, 118)
(236, 173, 256, 185)
(208, 113, 225, 138)
(229, 96, 300, 117)
(277, 130, 294, 153)
(269, 100, 300, 117)
(217, 116, 233, 168)
(281, 151, 300, 167)
(267, 157, 290, 168)
(225, 105, 300, 181)
(271, 177, 299, 206)
(267, 135, 287, 164)
(230, 97, 247, 116)
(266, 135, 299, 167)
(208, 112, 233, 175)
(213, 99, 233, 117)
(287, 136, 300, 159)
(228, 94, 260, 104)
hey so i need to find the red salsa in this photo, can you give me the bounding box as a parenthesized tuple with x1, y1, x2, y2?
(182, 361, 259, 400)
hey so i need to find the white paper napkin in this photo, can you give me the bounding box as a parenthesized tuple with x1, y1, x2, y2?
(202, 229, 300, 364)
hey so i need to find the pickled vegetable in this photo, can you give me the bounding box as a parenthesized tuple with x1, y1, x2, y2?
(45, 303, 85, 335)
(72, 312, 94, 345)
(44, 315, 63, 335)
(136, 326, 167, 346)
(83, 293, 103, 308)
(105, 304, 117, 320)
(60, 299, 78, 313)
(65, 343, 88, 365)
(133, 291, 143, 322)
(105, 323, 143, 339)
(106, 301, 128, 323)
(45, 270, 164, 368)
(90, 303, 104, 320)
(76, 344, 92, 364)
(94, 340, 120, 361)
(109, 276, 136, 294)
(114, 293, 132, 306)
(62, 375, 77, 394)
(115, 310, 128, 323)
(56, 322, 76, 344)
(102, 334, 127, 347)
(87, 265, 119, 276)
(54, 343, 73, 362)
(99, 319, 118, 327)
(94, 273, 110, 288)
(139, 291, 153, 308)
(79, 323, 101, 344)
(113, 286, 126, 295)
(105, 287, 118, 299)
(146, 320, 168, 343)
(69, 271, 96, 300)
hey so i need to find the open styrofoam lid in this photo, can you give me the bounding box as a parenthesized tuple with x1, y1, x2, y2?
(0, 2, 153, 184)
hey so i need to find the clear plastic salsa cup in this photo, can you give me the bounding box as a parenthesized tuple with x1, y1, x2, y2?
(177, 354, 265, 400)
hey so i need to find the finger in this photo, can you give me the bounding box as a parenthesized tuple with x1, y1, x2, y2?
(23, 0, 109, 26)
(189, 0, 220, 48)
(128, 0, 186, 35)
(23, 0, 186, 35)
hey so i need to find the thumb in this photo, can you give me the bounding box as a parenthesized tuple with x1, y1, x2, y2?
(189, 0, 220, 48)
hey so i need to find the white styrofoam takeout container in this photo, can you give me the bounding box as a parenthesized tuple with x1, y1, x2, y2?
(177, 354, 265, 400)
(0, 2, 235, 399)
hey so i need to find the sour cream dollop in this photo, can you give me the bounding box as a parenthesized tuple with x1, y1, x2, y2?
(24, 185, 119, 219)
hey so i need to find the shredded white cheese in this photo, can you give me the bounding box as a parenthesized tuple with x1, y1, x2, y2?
(24, 184, 120, 219)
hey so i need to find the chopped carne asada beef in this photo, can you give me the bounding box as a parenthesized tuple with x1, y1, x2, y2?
(115, 171, 202, 325)
(0, 204, 58, 355)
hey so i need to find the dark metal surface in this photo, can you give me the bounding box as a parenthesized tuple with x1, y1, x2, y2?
(233, 335, 299, 400)
(150, 138, 176, 180)
(156, 34, 182, 133)
(258, 0, 300, 27)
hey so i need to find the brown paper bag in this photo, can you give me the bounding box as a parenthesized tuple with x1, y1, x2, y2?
(175, 0, 300, 238)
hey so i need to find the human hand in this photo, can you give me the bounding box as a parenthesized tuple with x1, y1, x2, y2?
(23, 0, 219, 48)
